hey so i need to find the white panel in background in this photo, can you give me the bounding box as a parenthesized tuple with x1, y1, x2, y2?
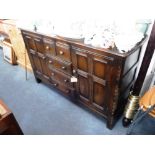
(0, 0, 154, 19)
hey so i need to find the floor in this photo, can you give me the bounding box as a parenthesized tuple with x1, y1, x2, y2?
(0, 48, 155, 135)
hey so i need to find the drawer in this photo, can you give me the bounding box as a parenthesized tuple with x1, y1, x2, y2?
(47, 57, 72, 75)
(56, 41, 71, 62)
(50, 80, 75, 97)
(50, 68, 73, 88)
(43, 38, 56, 56)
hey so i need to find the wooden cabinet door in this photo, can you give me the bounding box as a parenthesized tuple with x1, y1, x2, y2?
(72, 46, 119, 113)
(72, 47, 91, 104)
(33, 36, 50, 79)
(23, 33, 50, 79)
(24, 35, 42, 74)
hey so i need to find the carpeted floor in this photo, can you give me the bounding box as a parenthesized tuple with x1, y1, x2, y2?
(0, 48, 155, 135)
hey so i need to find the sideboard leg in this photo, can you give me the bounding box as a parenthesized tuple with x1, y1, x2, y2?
(35, 77, 42, 83)
(106, 115, 115, 129)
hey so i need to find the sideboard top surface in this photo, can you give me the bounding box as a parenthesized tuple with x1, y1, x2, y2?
(20, 28, 147, 59)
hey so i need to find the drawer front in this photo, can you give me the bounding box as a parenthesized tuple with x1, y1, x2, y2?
(47, 57, 72, 75)
(50, 69, 73, 88)
(43, 38, 56, 56)
(56, 42, 71, 62)
(50, 79, 75, 97)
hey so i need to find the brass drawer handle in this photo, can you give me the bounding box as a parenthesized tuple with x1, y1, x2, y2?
(61, 66, 66, 70)
(59, 51, 64, 55)
(49, 60, 53, 64)
(46, 46, 50, 50)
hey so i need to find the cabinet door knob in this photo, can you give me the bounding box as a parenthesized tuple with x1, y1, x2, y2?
(62, 66, 66, 70)
(59, 51, 64, 55)
(49, 60, 53, 64)
(46, 46, 49, 50)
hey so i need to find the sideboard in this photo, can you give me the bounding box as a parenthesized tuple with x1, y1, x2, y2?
(21, 29, 146, 129)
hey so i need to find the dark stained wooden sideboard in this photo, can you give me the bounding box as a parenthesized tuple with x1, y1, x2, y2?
(21, 29, 146, 129)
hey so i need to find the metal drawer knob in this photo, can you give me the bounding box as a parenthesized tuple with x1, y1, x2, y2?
(46, 46, 49, 50)
(59, 51, 64, 55)
(51, 73, 55, 76)
(64, 79, 68, 83)
(49, 60, 53, 64)
(54, 83, 58, 87)
(42, 56, 46, 60)
(62, 66, 66, 70)
(65, 89, 70, 93)
(73, 69, 76, 74)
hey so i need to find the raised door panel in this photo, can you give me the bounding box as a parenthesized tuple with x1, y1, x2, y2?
(29, 50, 42, 74)
(75, 52, 89, 101)
(92, 78, 106, 112)
(77, 54, 88, 72)
(25, 35, 36, 50)
(93, 58, 107, 79)
(92, 55, 110, 81)
(71, 47, 89, 74)
(33, 37, 44, 54)
(39, 58, 50, 80)
(91, 54, 119, 83)
(77, 73, 90, 104)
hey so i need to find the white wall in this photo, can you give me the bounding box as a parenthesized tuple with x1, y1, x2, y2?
(1, 0, 154, 19)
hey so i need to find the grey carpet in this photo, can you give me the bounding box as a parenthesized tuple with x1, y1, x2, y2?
(0, 48, 155, 135)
